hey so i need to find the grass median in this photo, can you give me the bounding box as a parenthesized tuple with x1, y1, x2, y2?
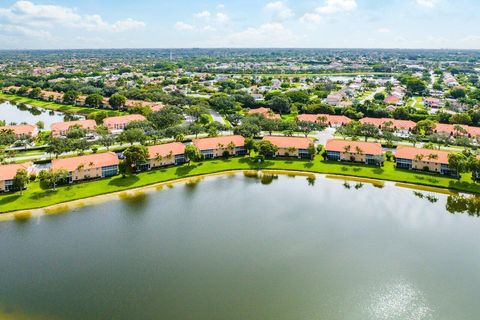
(1, 156, 479, 213)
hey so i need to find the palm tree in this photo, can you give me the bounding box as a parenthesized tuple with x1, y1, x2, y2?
(355, 146, 364, 155)
(286, 146, 297, 157)
(453, 124, 467, 137)
(155, 152, 163, 163)
(427, 153, 439, 160)
(317, 115, 328, 125)
(227, 142, 236, 154)
(414, 154, 424, 161)
(343, 145, 352, 153)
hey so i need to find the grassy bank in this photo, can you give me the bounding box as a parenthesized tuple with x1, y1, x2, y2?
(0, 92, 123, 116)
(1, 156, 479, 213)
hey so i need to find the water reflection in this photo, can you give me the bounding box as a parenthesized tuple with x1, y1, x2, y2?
(446, 195, 480, 217)
(0, 101, 83, 129)
(413, 192, 439, 203)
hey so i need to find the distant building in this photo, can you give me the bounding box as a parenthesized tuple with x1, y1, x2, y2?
(0, 124, 38, 138)
(360, 117, 416, 135)
(384, 95, 402, 105)
(423, 97, 441, 108)
(325, 140, 384, 165)
(102, 115, 146, 134)
(51, 120, 96, 137)
(297, 114, 351, 128)
(248, 107, 281, 120)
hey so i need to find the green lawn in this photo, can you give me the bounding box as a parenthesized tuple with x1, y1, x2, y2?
(1, 156, 478, 213)
(0, 92, 123, 116)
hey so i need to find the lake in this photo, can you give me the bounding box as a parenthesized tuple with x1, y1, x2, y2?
(0, 101, 84, 130)
(0, 173, 479, 320)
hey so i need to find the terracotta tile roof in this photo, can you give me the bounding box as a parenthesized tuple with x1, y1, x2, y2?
(395, 146, 450, 165)
(51, 120, 96, 134)
(102, 114, 146, 126)
(263, 136, 312, 149)
(51, 152, 119, 172)
(433, 123, 480, 137)
(0, 124, 37, 136)
(148, 142, 185, 159)
(466, 126, 480, 137)
(0, 163, 31, 181)
(193, 135, 245, 151)
(297, 114, 352, 125)
(384, 95, 400, 104)
(248, 107, 281, 120)
(360, 117, 416, 130)
(325, 139, 383, 155)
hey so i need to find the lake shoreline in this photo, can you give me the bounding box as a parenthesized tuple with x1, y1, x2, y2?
(0, 169, 462, 222)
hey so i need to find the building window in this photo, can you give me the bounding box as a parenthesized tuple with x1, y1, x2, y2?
(326, 151, 341, 161)
(202, 150, 214, 159)
(175, 154, 186, 164)
(102, 165, 118, 177)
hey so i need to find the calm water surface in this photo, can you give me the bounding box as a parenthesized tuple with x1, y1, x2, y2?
(0, 101, 83, 129)
(0, 174, 479, 320)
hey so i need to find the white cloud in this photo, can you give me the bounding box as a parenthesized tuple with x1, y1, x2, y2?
(0, 1, 145, 33)
(175, 21, 194, 31)
(300, 13, 322, 24)
(316, 0, 357, 14)
(265, 1, 294, 20)
(0, 23, 53, 39)
(203, 25, 216, 32)
(194, 10, 211, 18)
(377, 28, 391, 33)
(415, 0, 438, 8)
(215, 12, 229, 23)
(225, 23, 298, 47)
(300, 0, 356, 25)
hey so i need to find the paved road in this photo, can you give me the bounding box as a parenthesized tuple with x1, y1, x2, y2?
(210, 110, 226, 125)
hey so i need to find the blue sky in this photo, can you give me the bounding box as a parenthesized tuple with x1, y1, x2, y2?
(0, 0, 479, 49)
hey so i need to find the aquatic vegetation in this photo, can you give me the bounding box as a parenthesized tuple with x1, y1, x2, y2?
(13, 211, 32, 221)
(44, 205, 70, 215)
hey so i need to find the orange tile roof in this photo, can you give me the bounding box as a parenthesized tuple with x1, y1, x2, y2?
(325, 139, 383, 155)
(263, 136, 312, 149)
(248, 107, 281, 120)
(466, 126, 480, 137)
(395, 146, 450, 165)
(193, 135, 245, 151)
(384, 95, 400, 104)
(360, 117, 415, 130)
(0, 124, 37, 136)
(51, 152, 119, 172)
(51, 120, 96, 134)
(434, 123, 456, 134)
(102, 114, 146, 126)
(297, 114, 351, 125)
(148, 142, 185, 159)
(0, 163, 31, 181)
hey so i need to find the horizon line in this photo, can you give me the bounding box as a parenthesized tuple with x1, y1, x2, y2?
(1, 47, 480, 52)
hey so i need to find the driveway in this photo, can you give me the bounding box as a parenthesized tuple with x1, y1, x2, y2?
(313, 127, 336, 146)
